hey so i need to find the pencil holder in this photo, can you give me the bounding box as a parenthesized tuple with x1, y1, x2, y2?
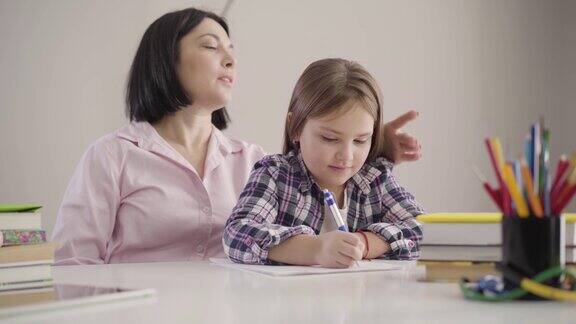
(501, 215, 565, 300)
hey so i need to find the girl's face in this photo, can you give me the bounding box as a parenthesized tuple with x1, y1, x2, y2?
(177, 18, 236, 111)
(296, 101, 374, 193)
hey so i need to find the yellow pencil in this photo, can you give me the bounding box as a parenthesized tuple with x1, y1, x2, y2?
(491, 138, 506, 176)
(569, 154, 576, 185)
(503, 164, 530, 218)
(520, 159, 543, 217)
(491, 137, 513, 215)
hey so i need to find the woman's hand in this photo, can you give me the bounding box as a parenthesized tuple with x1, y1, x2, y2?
(314, 231, 364, 268)
(382, 110, 422, 164)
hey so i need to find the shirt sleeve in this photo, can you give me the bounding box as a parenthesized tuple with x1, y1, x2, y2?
(223, 160, 315, 264)
(364, 168, 424, 260)
(51, 140, 121, 265)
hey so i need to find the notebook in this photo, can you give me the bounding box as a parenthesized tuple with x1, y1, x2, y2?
(0, 263, 52, 287)
(420, 245, 500, 262)
(0, 213, 41, 230)
(209, 258, 400, 276)
(0, 242, 56, 264)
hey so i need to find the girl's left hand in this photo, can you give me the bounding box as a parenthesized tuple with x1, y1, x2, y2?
(382, 110, 422, 164)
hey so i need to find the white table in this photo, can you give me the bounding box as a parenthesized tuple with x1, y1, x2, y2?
(6, 261, 576, 324)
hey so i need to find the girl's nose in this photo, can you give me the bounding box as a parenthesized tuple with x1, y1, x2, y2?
(336, 143, 354, 162)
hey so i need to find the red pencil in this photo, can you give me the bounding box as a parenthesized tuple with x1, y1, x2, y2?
(553, 183, 576, 214)
(483, 139, 509, 214)
(473, 166, 503, 210)
(553, 163, 576, 214)
(485, 184, 504, 210)
(485, 139, 504, 188)
(551, 155, 569, 190)
(551, 156, 570, 203)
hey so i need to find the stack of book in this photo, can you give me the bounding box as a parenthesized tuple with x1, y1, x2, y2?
(418, 213, 501, 263)
(0, 204, 55, 291)
(417, 261, 499, 282)
(416, 213, 576, 281)
(567, 215, 576, 262)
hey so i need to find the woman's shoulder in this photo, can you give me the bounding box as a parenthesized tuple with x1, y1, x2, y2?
(67, 128, 130, 181)
(86, 124, 139, 155)
(78, 123, 148, 166)
(212, 129, 267, 160)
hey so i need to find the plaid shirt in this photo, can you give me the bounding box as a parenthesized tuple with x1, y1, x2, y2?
(223, 149, 424, 264)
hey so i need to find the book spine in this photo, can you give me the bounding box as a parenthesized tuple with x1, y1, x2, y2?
(0, 230, 46, 246)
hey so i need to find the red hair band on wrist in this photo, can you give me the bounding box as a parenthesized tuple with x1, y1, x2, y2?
(358, 231, 369, 259)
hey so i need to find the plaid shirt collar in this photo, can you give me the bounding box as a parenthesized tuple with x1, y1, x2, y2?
(287, 149, 394, 195)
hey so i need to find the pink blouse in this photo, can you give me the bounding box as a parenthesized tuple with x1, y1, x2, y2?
(51, 122, 266, 265)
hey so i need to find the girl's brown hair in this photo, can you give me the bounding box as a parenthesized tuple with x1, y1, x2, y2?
(283, 58, 385, 162)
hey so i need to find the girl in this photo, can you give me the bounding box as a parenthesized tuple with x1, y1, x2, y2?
(223, 58, 424, 268)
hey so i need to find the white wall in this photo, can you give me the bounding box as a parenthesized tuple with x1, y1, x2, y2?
(554, 0, 576, 211)
(0, 0, 574, 236)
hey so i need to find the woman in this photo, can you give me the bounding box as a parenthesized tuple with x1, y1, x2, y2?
(51, 8, 422, 265)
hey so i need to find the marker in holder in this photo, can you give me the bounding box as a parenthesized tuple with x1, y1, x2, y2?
(501, 215, 565, 300)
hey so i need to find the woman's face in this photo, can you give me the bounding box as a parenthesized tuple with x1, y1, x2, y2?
(177, 18, 236, 111)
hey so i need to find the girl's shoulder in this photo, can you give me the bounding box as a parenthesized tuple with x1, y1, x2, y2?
(255, 153, 289, 167)
(356, 157, 396, 186)
(365, 157, 395, 173)
(360, 157, 394, 176)
(254, 151, 305, 178)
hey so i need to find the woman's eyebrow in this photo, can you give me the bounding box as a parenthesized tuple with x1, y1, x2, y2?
(196, 33, 220, 41)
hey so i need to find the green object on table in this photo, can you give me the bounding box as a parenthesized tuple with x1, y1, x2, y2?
(0, 204, 42, 213)
(460, 266, 576, 302)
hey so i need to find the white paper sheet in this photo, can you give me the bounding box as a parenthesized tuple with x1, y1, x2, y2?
(209, 258, 400, 276)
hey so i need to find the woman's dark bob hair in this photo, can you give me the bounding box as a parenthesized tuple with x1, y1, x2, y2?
(126, 8, 230, 129)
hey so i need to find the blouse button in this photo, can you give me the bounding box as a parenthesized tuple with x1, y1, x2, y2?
(202, 206, 210, 214)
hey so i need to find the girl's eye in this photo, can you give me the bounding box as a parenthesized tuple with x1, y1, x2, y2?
(203, 45, 217, 50)
(321, 136, 338, 143)
(354, 139, 369, 144)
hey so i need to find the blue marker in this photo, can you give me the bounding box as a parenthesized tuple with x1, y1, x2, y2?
(322, 189, 360, 267)
(323, 189, 348, 231)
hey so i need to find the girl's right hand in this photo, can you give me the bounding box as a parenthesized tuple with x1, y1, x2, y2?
(314, 231, 365, 268)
